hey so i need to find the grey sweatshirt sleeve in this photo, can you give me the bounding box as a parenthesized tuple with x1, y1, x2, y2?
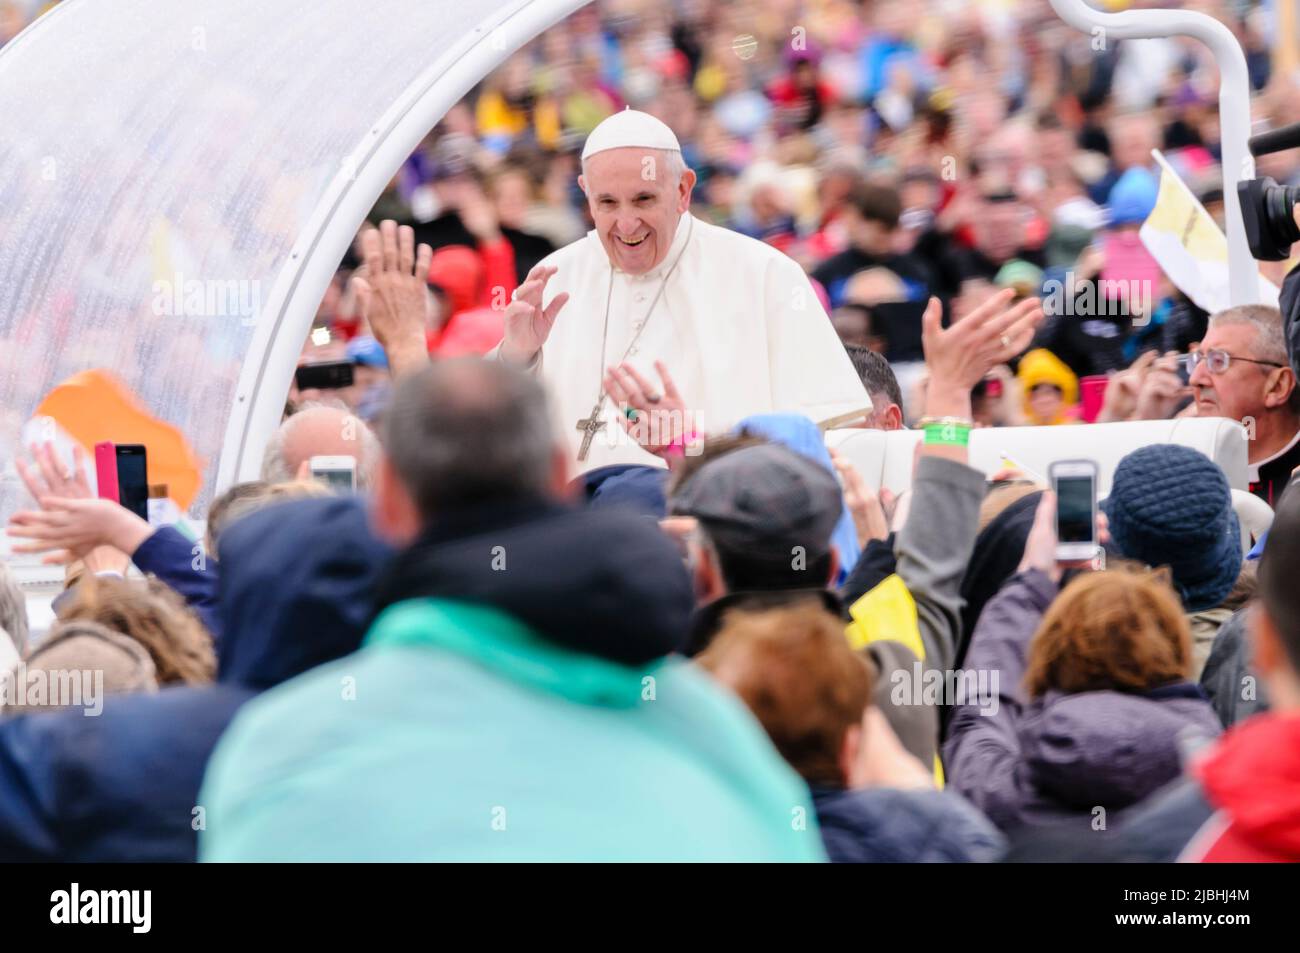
(892, 455, 988, 673)
(857, 455, 985, 772)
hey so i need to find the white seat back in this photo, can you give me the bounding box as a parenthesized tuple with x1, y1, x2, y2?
(826, 418, 1251, 498)
(1231, 489, 1274, 553)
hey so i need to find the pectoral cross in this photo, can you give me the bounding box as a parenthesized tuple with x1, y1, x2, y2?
(576, 402, 606, 462)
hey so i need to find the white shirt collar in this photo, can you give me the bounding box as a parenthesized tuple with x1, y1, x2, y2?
(1247, 425, 1300, 481)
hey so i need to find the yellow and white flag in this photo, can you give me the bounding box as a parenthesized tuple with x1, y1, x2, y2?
(1139, 150, 1281, 315)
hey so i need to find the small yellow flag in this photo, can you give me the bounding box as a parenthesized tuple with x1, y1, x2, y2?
(1139, 151, 1280, 314)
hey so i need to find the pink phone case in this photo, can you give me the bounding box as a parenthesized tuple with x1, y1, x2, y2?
(1079, 376, 1109, 424)
(94, 441, 119, 502)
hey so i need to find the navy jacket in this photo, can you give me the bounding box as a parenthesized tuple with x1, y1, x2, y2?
(0, 496, 391, 862)
(1110, 778, 1215, 862)
(1282, 260, 1300, 377)
(131, 525, 222, 639)
(812, 786, 1005, 863)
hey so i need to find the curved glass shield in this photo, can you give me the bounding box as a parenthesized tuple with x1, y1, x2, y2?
(0, 0, 530, 520)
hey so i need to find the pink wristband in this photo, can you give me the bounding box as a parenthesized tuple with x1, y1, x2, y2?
(662, 431, 699, 459)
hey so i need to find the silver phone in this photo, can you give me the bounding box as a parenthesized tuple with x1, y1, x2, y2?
(1050, 459, 1099, 562)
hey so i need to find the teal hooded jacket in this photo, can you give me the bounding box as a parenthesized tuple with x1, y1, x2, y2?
(199, 597, 824, 862)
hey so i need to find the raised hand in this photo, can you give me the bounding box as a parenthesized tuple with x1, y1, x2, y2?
(1133, 351, 1191, 421)
(500, 264, 569, 366)
(1096, 349, 1157, 423)
(603, 360, 687, 457)
(8, 496, 153, 565)
(17, 441, 92, 502)
(922, 289, 1043, 396)
(359, 220, 433, 376)
(919, 289, 1043, 464)
(830, 448, 889, 546)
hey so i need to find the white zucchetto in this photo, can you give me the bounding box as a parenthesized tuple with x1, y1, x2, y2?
(580, 107, 682, 161)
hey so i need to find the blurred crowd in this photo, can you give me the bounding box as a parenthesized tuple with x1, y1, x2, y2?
(298, 0, 1300, 485)
(0, 0, 1299, 865)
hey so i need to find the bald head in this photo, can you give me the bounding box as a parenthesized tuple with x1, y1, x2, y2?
(261, 404, 381, 488)
(379, 358, 560, 523)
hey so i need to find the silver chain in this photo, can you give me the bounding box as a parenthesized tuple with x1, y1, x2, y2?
(591, 214, 696, 412)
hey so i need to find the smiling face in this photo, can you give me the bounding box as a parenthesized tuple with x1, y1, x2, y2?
(579, 148, 696, 275)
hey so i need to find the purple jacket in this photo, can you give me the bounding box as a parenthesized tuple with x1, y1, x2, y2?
(943, 570, 1221, 833)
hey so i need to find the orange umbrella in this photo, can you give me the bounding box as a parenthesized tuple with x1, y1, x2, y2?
(34, 369, 202, 510)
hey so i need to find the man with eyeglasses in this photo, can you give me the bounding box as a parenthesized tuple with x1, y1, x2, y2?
(1189, 305, 1300, 507)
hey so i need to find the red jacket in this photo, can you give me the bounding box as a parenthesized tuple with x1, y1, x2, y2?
(1183, 713, 1300, 862)
(425, 243, 509, 357)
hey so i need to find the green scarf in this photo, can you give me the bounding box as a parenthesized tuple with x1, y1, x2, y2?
(365, 598, 665, 708)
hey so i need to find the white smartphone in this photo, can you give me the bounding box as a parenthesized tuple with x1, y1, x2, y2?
(309, 455, 357, 494)
(1050, 459, 1099, 562)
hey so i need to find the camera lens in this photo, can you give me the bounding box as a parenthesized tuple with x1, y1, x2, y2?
(1267, 184, 1300, 247)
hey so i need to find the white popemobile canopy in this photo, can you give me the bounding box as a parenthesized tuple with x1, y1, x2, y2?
(0, 0, 1259, 515)
(0, 0, 588, 512)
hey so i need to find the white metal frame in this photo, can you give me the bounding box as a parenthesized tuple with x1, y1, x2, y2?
(1048, 0, 1260, 307)
(216, 0, 590, 490)
(54, 0, 1265, 490)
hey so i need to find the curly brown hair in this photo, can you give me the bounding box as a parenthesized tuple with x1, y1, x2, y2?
(1024, 565, 1193, 698)
(696, 602, 872, 787)
(55, 575, 216, 686)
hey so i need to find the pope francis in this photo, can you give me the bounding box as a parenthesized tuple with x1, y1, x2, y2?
(493, 108, 869, 485)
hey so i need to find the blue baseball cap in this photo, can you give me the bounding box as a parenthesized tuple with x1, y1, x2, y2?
(1106, 167, 1159, 227)
(345, 336, 389, 370)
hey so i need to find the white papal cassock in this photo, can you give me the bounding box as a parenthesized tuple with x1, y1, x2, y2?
(524, 213, 871, 473)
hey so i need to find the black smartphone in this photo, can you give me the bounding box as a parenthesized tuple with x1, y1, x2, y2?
(1176, 353, 1194, 386)
(115, 444, 149, 521)
(295, 361, 355, 391)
